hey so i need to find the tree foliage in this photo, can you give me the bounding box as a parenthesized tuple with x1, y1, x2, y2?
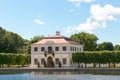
(0, 53, 31, 67)
(30, 35, 43, 44)
(25, 35, 44, 54)
(0, 26, 45, 54)
(71, 32, 98, 51)
(98, 42, 114, 51)
(0, 27, 24, 53)
(114, 45, 120, 51)
(72, 51, 120, 68)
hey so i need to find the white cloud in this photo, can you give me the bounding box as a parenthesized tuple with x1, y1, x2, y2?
(68, 0, 94, 7)
(65, 4, 120, 34)
(90, 4, 120, 21)
(76, 18, 100, 33)
(34, 19, 45, 25)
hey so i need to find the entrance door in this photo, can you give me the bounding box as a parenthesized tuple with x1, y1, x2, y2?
(47, 56, 54, 67)
(48, 46, 52, 53)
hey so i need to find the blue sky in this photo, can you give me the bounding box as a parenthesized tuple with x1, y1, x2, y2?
(0, 0, 120, 45)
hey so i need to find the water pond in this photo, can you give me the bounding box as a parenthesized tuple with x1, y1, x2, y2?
(0, 71, 120, 80)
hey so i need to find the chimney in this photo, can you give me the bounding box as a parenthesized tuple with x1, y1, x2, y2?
(56, 31, 60, 35)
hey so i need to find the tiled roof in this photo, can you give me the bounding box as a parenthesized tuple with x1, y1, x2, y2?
(34, 32, 79, 45)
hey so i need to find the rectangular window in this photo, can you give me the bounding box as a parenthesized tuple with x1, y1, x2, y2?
(63, 46, 66, 51)
(77, 47, 79, 51)
(63, 58, 66, 65)
(75, 47, 76, 51)
(73, 47, 74, 51)
(41, 58, 45, 65)
(34, 47, 38, 52)
(55, 58, 59, 64)
(34, 58, 38, 65)
(41, 47, 45, 51)
(55, 47, 59, 51)
(80, 47, 81, 51)
(70, 47, 72, 51)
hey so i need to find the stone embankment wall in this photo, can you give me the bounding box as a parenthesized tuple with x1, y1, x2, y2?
(0, 68, 120, 74)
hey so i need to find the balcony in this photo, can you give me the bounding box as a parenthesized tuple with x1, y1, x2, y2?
(48, 51, 54, 54)
(44, 51, 55, 57)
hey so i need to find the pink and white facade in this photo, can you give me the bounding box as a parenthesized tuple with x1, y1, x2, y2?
(31, 31, 83, 68)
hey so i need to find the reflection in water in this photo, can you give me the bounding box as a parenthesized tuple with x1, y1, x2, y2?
(31, 71, 79, 80)
(31, 71, 75, 75)
(0, 71, 120, 80)
(30, 71, 120, 80)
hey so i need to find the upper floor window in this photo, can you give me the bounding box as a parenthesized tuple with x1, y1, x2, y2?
(55, 47, 59, 51)
(80, 47, 81, 51)
(75, 47, 76, 51)
(73, 47, 74, 51)
(34, 47, 38, 52)
(41, 47, 45, 51)
(63, 46, 66, 51)
(77, 47, 79, 51)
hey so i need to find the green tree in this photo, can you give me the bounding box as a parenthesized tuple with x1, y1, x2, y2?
(71, 32, 98, 51)
(72, 51, 120, 68)
(116, 52, 120, 67)
(7, 54, 16, 67)
(114, 45, 120, 51)
(25, 35, 44, 54)
(0, 54, 3, 67)
(93, 52, 101, 68)
(0, 27, 6, 52)
(98, 42, 114, 51)
(0, 27, 24, 53)
(72, 53, 80, 67)
(22, 40, 30, 54)
(30, 35, 43, 44)
(25, 54, 31, 66)
(16, 54, 25, 67)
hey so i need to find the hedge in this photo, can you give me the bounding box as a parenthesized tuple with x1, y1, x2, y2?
(72, 51, 120, 68)
(0, 53, 31, 68)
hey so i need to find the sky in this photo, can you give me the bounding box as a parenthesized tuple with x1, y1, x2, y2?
(0, 0, 120, 45)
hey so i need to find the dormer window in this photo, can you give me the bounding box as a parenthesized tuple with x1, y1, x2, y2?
(34, 47, 38, 52)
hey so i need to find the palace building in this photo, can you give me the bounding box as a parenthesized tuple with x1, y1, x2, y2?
(31, 31, 83, 68)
